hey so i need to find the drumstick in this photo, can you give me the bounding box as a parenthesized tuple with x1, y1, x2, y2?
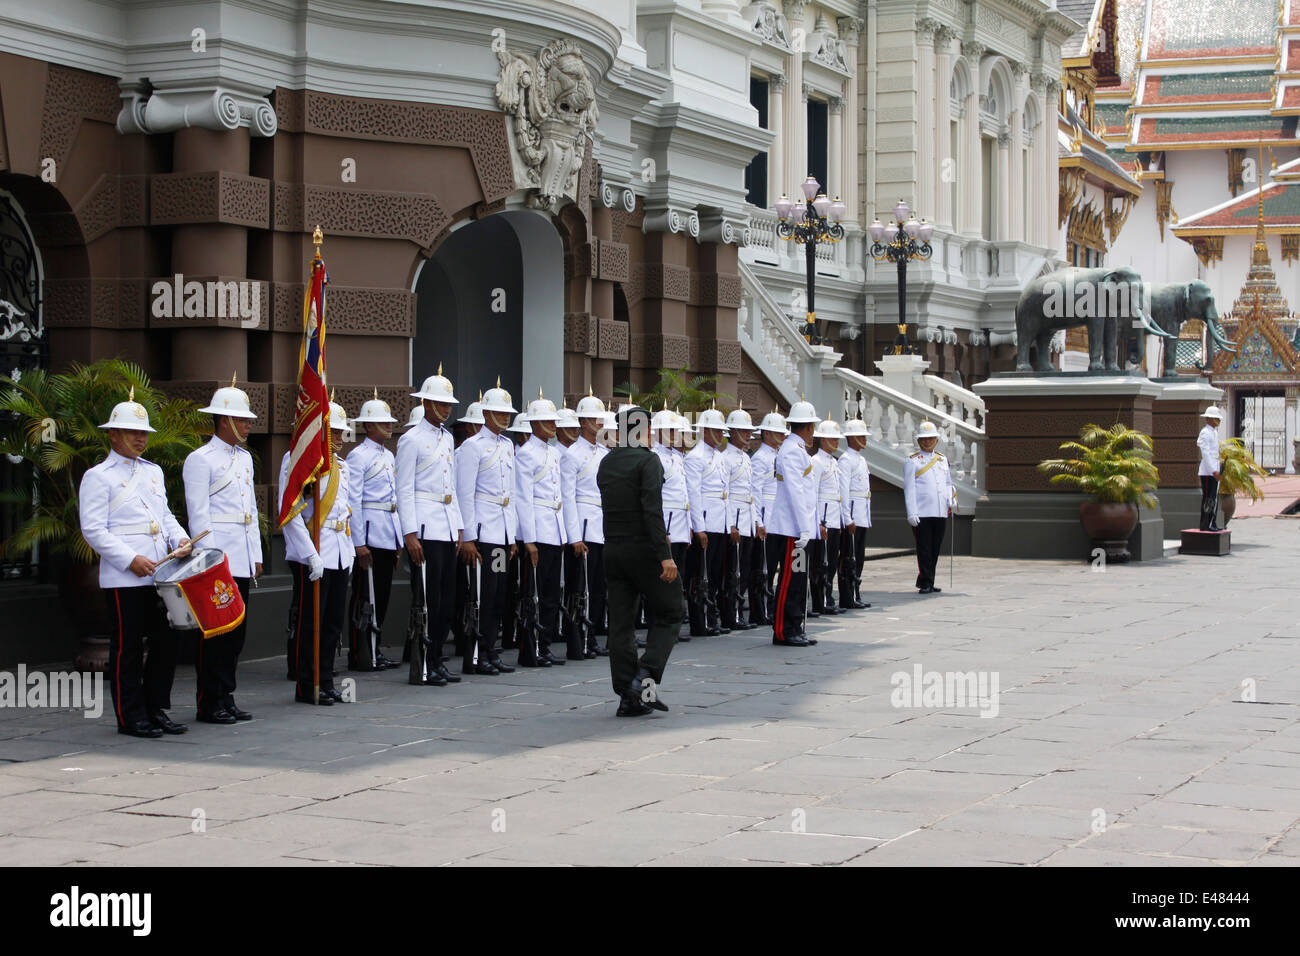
(154, 530, 210, 571)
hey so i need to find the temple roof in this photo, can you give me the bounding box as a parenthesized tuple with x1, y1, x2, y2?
(1143, 0, 1277, 61)
(1173, 177, 1300, 232)
(1059, 0, 1097, 58)
(1131, 113, 1296, 149)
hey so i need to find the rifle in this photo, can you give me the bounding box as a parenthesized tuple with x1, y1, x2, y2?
(526, 559, 542, 662)
(463, 525, 483, 663)
(701, 536, 721, 633)
(350, 522, 380, 669)
(408, 525, 429, 685)
(565, 518, 591, 656)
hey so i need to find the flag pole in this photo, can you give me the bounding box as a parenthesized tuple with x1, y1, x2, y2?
(311, 225, 324, 706)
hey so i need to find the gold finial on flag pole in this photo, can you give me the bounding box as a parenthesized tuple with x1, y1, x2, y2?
(312, 224, 323, 253)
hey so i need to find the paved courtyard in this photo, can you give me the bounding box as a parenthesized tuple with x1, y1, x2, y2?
(2, 518, 1298, 867)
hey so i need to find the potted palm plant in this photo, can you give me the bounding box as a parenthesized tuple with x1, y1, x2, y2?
(1037, 423, 1160, 562)
(614, 367, 733, 414)
(1216, 438, 1267, 526)
(0, 359, 208, 670)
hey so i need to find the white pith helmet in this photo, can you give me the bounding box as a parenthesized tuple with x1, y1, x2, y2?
(526, 388, 559, 421)
(726, 405, 753, 430)
(99, 386, 155, 433)
(328, 400, 349, 432)
(354, 388, 398, 423)
(480, 377, 517, 414)
(813, 416, 843, 441)
(458, 398, 485, 425)
(1202, 405, 1223, 419)
(651, 406, 677, 433)
(697, 406, 727, 431)
(916, 419, 942, 442)
(411, 363, 458, 404)
(842, 418, 868, 437)
(404, 406, 424, 429)
(575, 388, 606, 419)
(603, 411, 617, 431)
(508, 413, 531, 435)
(758, 410, 788, 433)
(556, 407, 579, 429)
(785, 398, 819, 424)
(675, 409, 696, 433)
(199, 373, 256, 419)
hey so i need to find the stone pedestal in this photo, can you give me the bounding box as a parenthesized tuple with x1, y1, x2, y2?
(970, 375, 1165, 561)
(874, 353, 930, 401)
(1180, 528, 1230, 556)
(1152, 377, 1225, 539)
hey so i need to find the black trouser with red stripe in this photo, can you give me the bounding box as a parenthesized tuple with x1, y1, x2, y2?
(913, 517, 946, 590)
(770, 535, 808, 642)
(106, 586, 180, 729)
(290, 561, 349, 697)
(410, 539, 458, 673)
(839, 527, 867, 607)
(348, 546, 396, 669)
(196, 577, 250, 717)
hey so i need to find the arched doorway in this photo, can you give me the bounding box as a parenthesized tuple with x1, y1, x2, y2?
(412, 210, 564, 406)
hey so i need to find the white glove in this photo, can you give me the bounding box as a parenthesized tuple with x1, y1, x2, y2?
(308, 554, 325, 581)
(794, 536, 809, 550)
(907, 515, 920, 527)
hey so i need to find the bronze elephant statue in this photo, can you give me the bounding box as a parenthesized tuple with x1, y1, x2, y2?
(1143, 281, 1237, 368)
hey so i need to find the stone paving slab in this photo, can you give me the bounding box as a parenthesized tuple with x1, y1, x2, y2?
(2, 519, 1298, 865)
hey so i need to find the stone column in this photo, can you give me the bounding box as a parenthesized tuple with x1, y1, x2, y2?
(916, 18, 939, 218)
(1008, 63, 1026, 242)
(934, 26, 956, 230)
(769, 73, 787, 210)
(838, 16, 863, 224)
(962, 42, 984, 237)
(784, 0, 807, 189)
(996, 129, 1011, 241)
(1044, 80, 1061, 248)
(828, 96, 844, 201)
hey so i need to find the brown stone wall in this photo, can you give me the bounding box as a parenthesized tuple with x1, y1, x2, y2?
(983, 389, 1156, 493)
(1151, 396, 1216, 490)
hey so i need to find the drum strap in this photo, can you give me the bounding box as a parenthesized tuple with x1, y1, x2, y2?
(110, 465, 170, 535)
(208, 461, 238, 497)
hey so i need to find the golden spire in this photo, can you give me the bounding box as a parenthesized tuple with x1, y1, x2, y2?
(373, 386, 379, 400)
(127, 385, 135, 403)
(231, 371, 237, 388)
(437, 362, 442, 376)
(330, 387, 336, 403)
(496, 375, 501, 388)
(478, 389, 483, 402)
(588, 386, 594, 397)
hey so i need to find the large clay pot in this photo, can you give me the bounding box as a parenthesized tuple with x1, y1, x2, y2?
(1220, 493, 1237, 527)
(1079, 501, 1139, 563)
(57, 559, 110, 672)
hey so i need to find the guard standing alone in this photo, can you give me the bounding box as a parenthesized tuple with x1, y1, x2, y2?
(904, 420, 954, 595)
(1197, 405, 1223, 531)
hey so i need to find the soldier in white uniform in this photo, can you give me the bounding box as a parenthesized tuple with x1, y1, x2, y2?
(642, 407, 690, 642)
(500, 411, 533, 652)
(562, 391, 609, 658)
(455, 380, 519, 675)
(810, 417, 847, 616)
(344, 392, 402, 672)
(80, 389, 193, 737)
(1197, 405, 1223, 531)
(721, 406, 758, 630)
(402, 405, 424, 430)
(903, 420, 955, 595)
(749, 410, 784, 625)
(183, 378, 261, 725)
(457, 396, 484, 445)
(396, 368, 464, 687)
(555, 406, 579, 449)
(683, 406, 730, 636)
(280, 400, 355, 703)
(768, 400, 819, 646)
(837, 418, 872, 609)
(513, 391, 568, 667)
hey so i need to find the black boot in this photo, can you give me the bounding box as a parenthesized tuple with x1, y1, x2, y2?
(634, 666, 668, 711)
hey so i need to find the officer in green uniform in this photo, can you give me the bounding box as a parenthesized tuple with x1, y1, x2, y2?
(596, 405, 681, 717)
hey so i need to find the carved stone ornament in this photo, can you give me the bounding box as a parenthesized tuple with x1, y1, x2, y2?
(495, 37, 600, 212)
(599, 179, 637, 212)
(117, 84, 277, 137)
(743, 2, 793, 50)
(807, 14, 851, 73)
(837, 16, 864, 46)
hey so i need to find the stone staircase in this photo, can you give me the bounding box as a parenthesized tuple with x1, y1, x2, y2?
(737, 259, 987, 511)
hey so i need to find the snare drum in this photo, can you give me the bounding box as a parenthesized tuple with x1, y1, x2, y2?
(153, 548, 246, 638)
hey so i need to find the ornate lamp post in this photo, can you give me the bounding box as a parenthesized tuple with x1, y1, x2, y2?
(774, 176, 846, 345)
(869, 199, 934, 355)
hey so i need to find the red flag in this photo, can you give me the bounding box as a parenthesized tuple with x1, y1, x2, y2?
(278, 252, 330, 527)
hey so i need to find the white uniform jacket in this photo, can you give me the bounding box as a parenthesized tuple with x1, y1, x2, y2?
(396, 418, 462, 543)
(722, 444, 755, 536)
(183, 435, 262, 578)
(903, 450, 954, 520)
(767, 434, 816, 540)
(750, 442, 778, 529)
(813, 449, 847, 529)
(80, 451, 189, 589)
(840, 446, 872, 528)
(456, 427, 517, 546)
(279, 452, 355, 571)
(346, 438, 403, 549)
(684, 441, 730, 534)
(562, 436, 606, 544)
(655, 443, 691, 544)
(515, 435, 567, 546)
(1197, 424, 1221, 476)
